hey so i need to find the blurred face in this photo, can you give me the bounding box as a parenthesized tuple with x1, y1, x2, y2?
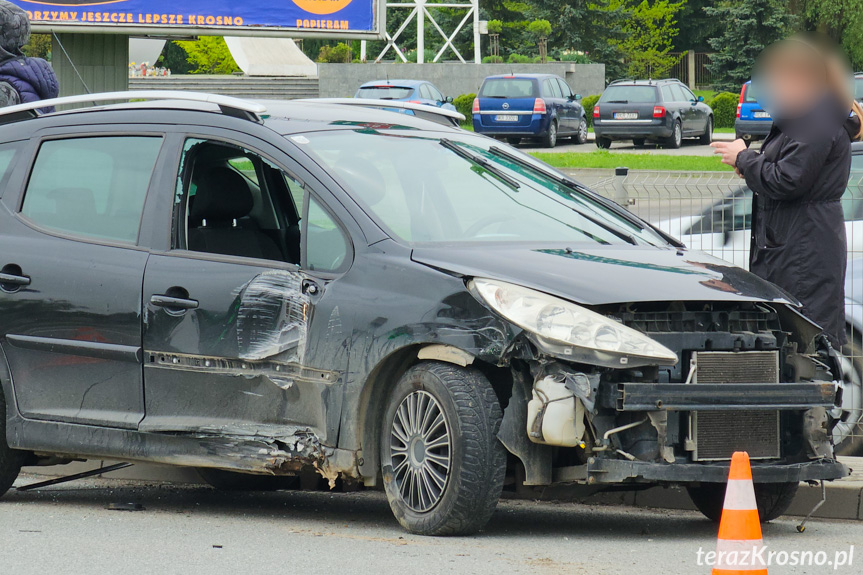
(756, 44, 826, 118)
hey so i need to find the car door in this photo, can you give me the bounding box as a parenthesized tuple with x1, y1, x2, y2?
(543, 78, 566, 131)
(676, 84, 703, 134)
(0, 131, 166, 429)
(555, 77, 579, 131)
(139, 132, 353, 444)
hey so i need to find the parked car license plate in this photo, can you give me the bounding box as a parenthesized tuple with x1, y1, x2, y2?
(613, 112, 638, 120)
(495, 114, 518, 122)
(754, 111, 771, 118)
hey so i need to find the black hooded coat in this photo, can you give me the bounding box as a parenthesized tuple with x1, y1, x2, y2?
(736, 99, 861, 347)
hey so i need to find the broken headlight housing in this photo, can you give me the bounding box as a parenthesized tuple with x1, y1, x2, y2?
(470, 278, 678, 368)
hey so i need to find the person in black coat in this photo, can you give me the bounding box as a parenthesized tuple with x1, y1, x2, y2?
(713, 36, 862, 348)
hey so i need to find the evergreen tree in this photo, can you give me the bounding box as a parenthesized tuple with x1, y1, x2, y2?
(609, 0, 686, 78)
(705, 0, 796, 91)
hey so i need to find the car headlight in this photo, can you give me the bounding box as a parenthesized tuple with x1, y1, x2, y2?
(470, 278, 678, 368)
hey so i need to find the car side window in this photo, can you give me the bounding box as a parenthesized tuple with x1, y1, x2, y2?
(305, 195, 350, 273)
(679, 85, 697, 101)
(661, 85, 675, 103)
(419, 84, 433, 100)
(427, 85, 444, 102)
(175, 138, 302, 264)
(670, 84, 689, 102)
(546, 79, 562, 99)
(21, 136, 162, 244)
(556, 78, 572, 98)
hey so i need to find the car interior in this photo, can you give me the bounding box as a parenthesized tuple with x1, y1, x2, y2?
(177, 140, 303, 264)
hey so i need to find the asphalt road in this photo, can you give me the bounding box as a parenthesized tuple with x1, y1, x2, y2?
(1, 475, 860, 575)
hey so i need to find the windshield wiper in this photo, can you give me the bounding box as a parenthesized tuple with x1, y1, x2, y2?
(488, 146, 649, 232)
(606, 99, 629, 104)
(440, 139, 521, 190)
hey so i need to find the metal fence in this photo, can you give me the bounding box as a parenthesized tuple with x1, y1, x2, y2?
(573, 167, 863, 452)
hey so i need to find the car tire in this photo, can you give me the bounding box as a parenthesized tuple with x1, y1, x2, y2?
(835, 328, 863, 456)
(0, 388, 23, 499)
(687, 481, 799, 523)
(574, 117, 588, 145)
(506, 137, 521, 146)
(197, 468, 298, 491)
(543, 120, 558, 148)
(632, 138, 646, 148)
(380, 361, 506, 536)
(665, 120, 682, 149)
(596, 136, 612, 149)
(700, 116, 713, 145)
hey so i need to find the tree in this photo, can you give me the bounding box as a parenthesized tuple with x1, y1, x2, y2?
(156, 42, 194, 75)
(609, 0, 686, 78)
(675, 0, 722, 51)
(527, 19, 552, 62)
(528, 0, 628, 78)
(22, 34, 51, 61)
(175, 37, 240, 75)
(705, 0, 796, 91)
(789, 0, 863, 70)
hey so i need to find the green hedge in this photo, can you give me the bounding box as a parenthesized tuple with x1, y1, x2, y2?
(707, 92, 738, 129)
(453, 93, 476, 123)
(582, 94, 600, 127)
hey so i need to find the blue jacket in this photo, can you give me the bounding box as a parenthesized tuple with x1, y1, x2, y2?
(0, 57, 59, 113)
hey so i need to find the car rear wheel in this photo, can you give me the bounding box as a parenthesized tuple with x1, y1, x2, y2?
(665, 120, 682, 149)
(506, 137, 521, 146)
(0, 388, 23, 499)
(197, 468, 298, 491)
(596, 136, 612, 149)
(835, 328, 863, 456)
(687, 481, 799, 523)
(380, 361, 506, 535)
(700, 116, 714, 144)
(543, 121, 558, 148)
(574, 117, 588, 145)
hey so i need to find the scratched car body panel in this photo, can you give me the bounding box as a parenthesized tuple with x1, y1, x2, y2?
(0, 95, 849, 535)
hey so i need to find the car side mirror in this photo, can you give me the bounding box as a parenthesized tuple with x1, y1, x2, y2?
(444, 96, 453, 103)
(697, 96, 704, 102)
(574, 94, 582, 101)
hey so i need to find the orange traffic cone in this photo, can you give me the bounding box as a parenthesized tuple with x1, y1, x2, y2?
(712, 451, 768, 575)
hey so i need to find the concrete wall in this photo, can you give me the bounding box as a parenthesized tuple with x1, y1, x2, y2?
(318, 63, 606, 100)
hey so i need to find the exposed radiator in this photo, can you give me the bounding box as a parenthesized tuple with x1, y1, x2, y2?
(691, 351, 781, 461)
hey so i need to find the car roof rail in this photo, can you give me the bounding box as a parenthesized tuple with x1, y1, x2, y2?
(608, 78, 635, 85)
(300, 98, 466, 126)
(0, 91, 268, 125)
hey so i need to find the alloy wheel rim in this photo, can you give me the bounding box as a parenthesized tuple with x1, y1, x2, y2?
(389, 390, 451, 512)
(833, 352, 863, 445)
(579, 119, 587, 141)
(549, 123, 557, 145)
(674, 124, 681, 145)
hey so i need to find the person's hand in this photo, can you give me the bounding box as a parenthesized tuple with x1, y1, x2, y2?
(711, 139, 747, 169)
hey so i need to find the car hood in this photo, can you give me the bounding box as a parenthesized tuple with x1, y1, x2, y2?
(411, 244, 797, 306)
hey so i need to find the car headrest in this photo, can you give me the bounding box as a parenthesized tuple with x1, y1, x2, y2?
(48, 187, 97, 215)
(331, 157, 386, 207)
(190, 167, 253, 223)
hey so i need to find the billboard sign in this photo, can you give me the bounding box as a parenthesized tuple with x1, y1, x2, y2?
(8, 0, 382, 38)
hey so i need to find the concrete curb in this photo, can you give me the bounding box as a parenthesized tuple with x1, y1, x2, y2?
(22, 458, 863, 521)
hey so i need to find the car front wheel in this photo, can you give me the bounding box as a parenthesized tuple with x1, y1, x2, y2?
(0, 388, 23, 498)
(687, 481, 799, 523)
(380, 361, 505, 535)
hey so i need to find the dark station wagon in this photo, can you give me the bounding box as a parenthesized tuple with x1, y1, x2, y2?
(0, 92, 848, 535)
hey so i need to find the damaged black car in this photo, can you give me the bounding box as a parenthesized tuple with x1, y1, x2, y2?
(0, 93, 849, 535)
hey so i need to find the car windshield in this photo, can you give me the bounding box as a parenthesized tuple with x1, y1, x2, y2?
(479, 78, 538, 98)
(600, 85, 657, 103)
(293, 129, 668, 247)
(357, 86, 415, 100)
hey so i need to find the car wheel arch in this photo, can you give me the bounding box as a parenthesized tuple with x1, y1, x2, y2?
(354, 344, 507, 484)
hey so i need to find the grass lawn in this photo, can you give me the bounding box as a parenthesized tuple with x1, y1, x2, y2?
(531, 150, 733, 172)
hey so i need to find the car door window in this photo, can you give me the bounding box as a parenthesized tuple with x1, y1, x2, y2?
(427, 84, 444, 102)
(545, 79, 562, 99)
(661, 85, 675, 103)
(679, 85, 697, 102)
(556, 78, 572, 99)
(419, 84, 433, 100)
(21, 136, 162, 244)
(305, 195, 350, 272)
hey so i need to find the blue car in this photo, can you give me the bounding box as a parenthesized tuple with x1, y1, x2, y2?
(734, 81, 772, 141)
(472, 74, 587, 148)
(355, 80, 457, 112)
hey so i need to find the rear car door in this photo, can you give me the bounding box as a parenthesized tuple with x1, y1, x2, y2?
(542, 78, 566, 131)
(555, 77, 578, 132)
(139, 131, 353, 444)
(0, 132, 166, 428)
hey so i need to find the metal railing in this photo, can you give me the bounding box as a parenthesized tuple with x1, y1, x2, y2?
(578, 166, 863, 452)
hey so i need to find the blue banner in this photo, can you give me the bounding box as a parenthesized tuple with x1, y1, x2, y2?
(9, 0, 377, 33)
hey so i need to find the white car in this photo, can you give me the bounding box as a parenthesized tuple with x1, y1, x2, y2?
(654, 143, 863, 453)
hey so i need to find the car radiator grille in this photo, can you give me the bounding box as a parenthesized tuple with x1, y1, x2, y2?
(691, 351, 780, 461)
